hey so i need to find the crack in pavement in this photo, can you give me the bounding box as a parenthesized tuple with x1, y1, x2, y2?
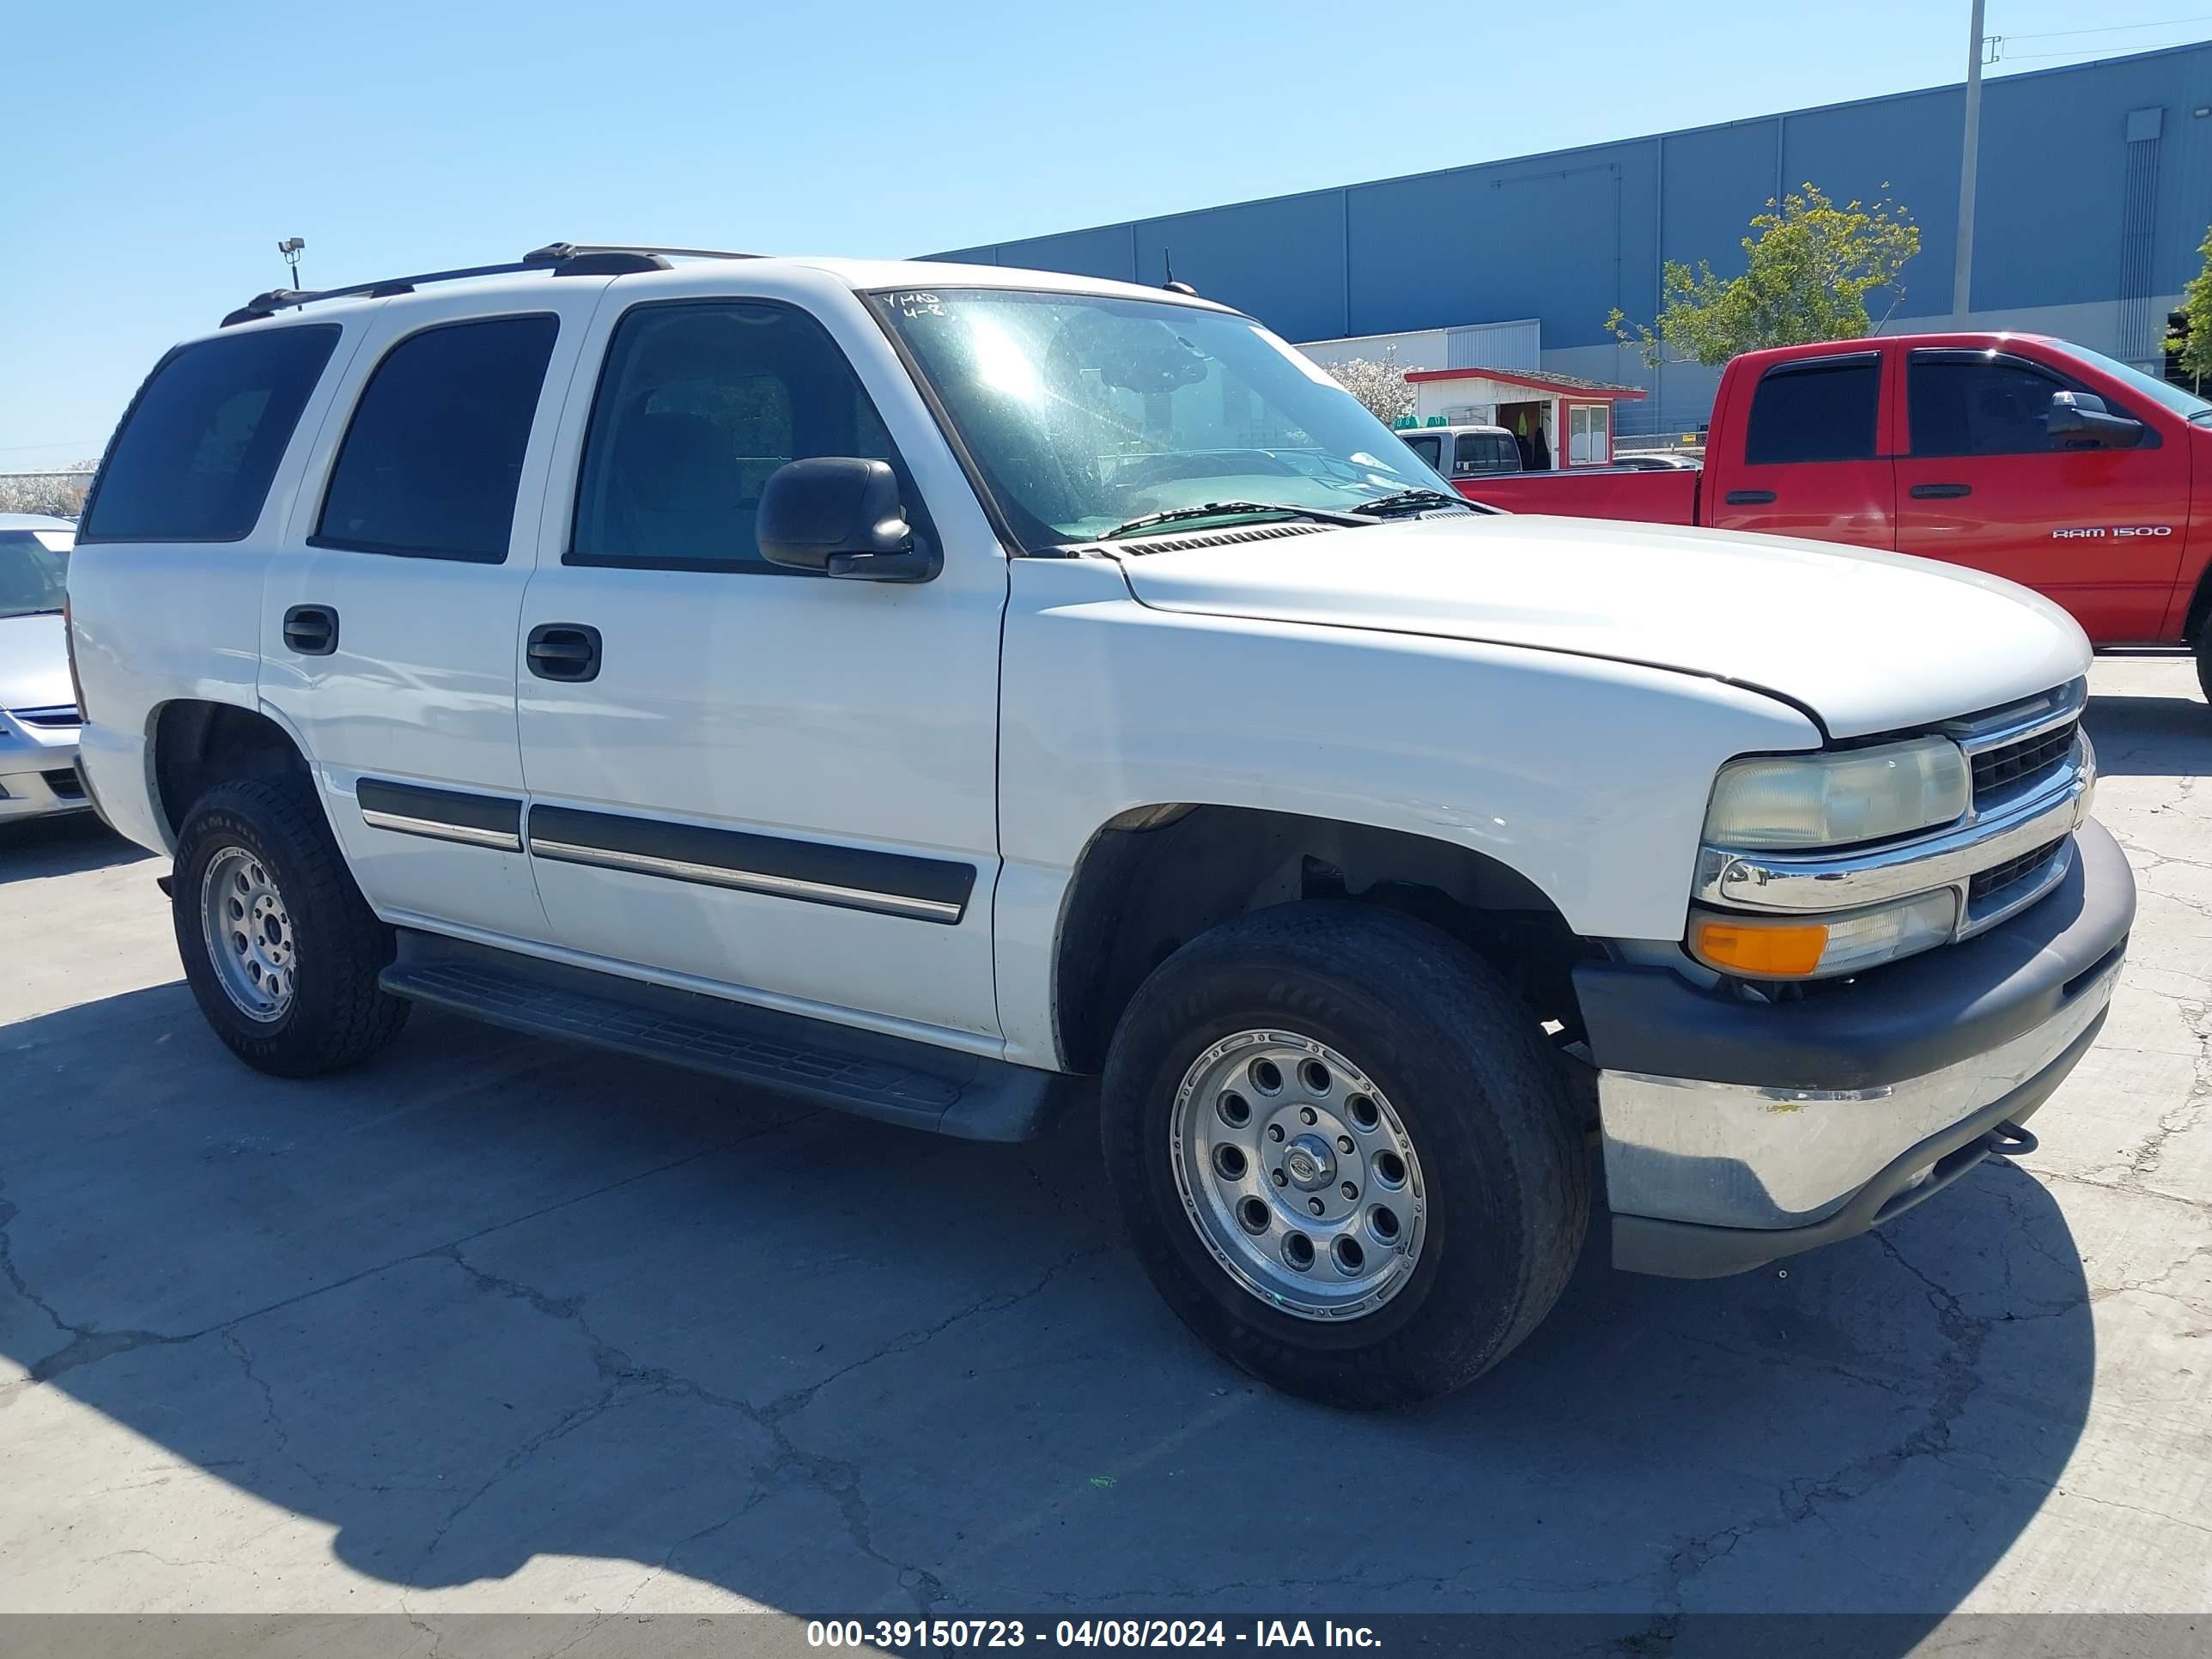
(422, 1237, 1113, 1616)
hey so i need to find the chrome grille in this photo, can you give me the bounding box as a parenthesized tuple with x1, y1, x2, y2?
(1969, 838, 2065, 907)
(9, 704, 82, 729)
(1972, 720, 2078, 806)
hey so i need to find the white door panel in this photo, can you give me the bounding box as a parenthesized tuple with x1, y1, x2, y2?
(263, 278, 616, 941)
(518, 564, 1003, 1035)
(514, 276, 1006, 1040)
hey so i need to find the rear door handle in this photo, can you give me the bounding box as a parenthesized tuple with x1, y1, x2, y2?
(526, 623, 602, 684)
(282, 604, 338, 656)
(1910, 483, 1972, 499)
(1723, 489, 1777, 506)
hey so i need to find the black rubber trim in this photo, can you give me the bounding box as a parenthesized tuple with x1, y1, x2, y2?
(526, 804, 976, 917)
(1574, 817, 2135, 1092)
(1611, 1011, 2100, 1279)
(356, 778, 522, 838)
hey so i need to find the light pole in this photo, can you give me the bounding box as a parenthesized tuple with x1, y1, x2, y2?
(278, 236, 307, 292)
(1953, 1, 1986, 320)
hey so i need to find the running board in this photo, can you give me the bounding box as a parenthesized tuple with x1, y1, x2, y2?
(379, 931, 1079, 1141)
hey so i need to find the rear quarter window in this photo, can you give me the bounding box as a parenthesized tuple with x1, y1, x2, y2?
(78, 325, 342, 544)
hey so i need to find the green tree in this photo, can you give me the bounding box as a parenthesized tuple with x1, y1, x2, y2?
(1607, 184, 1921, 369)
(2168, 223, 2212, 390)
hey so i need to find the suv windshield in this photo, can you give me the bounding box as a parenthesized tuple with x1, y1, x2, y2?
(873, 288, 1453, 546)
(0, 528, 72, 619)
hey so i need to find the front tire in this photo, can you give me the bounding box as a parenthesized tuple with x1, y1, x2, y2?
(172, 776, 410, 1078)
(1102, 902, 1589, 1409)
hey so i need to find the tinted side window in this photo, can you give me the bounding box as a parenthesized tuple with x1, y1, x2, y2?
(1908, 353, 2078, 458)
(79, 325, 339, 544)
(571, 301, 896, 571)
(315, 315, 558, 562)
(1401, 434, 1443, 469)
(1743, 356, 1881, 465)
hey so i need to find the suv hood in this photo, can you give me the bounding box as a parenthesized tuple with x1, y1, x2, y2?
(0, 612, 74, 713)
(1113, 515, 2092, 738)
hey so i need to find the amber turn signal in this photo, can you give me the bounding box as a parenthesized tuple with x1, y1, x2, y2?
(1690, 916, 1831, 979)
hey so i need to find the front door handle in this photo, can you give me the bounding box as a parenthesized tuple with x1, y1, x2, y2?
(527, 623, 602, 684)
(1910, 482, 1973, 500)
(282, 604, 338, 656)
(1723, 489, 1777, 506)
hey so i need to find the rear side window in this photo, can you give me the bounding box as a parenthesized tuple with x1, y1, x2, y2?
(78, 325, 340, 544)
(315, 315, 558, 562)
(1454, 432, 1517, 475)
(1401, 434, 1443, 469)
(570, 300, 897, 572)
(1743, 356, 1881, 465)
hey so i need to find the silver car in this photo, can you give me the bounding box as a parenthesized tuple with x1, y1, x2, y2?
(0, 512, 87, 823)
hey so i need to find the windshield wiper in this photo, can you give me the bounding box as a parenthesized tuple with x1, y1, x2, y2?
(1352, 488, 1474, 519)
(1096, 501, 1370, 540)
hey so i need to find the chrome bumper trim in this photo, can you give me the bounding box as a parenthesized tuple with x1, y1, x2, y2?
(1597, 955, 2120, 1231)
(1696, 738, 2093, 934)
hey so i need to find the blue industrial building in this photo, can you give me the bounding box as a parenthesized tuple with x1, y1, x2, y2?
(930, 44, 2212, 436)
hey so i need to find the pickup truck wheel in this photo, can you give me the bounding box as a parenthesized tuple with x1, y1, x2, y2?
(172, 777, 410, 1078)
(1102, 902, 1589, 1408)
(2197, 629, 2212, 708)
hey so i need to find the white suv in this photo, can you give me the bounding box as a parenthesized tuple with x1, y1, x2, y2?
(65, 244, 2132, 1406)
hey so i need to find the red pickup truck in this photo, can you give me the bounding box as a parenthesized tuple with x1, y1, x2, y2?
(1462, 333, 2212, 697)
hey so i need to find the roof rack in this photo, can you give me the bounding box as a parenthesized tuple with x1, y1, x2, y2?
(220, 240, 767, 327)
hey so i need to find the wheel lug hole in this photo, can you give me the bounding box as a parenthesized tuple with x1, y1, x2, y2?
(1306, 1197, 1324, 1217)
(1335, 1134, 1354, 1155)
(1340, 1182, 1358, 1201)
(1266, 1124, 1285, 1143)
(1271, 1170, 1289, 1188)
(1298, 1107, 1317, 1127)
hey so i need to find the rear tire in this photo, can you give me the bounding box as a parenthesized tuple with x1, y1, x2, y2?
(172, 776, 410, 1078)
(2196, 628, 2212, 708)
(1101, 902, 1589, 1408)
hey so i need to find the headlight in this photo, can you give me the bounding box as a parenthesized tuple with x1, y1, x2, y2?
(1689, 889, 1959, 980)
(1704, 738, 1970, 849)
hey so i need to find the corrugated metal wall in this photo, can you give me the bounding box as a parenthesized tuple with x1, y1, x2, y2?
(930, 42, 2212, 416)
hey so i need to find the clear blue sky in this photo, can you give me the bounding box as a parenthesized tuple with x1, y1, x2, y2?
(7, 0, 2209, 468)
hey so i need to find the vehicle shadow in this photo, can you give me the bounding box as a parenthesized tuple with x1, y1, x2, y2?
(0, 812, 147, 884)
(0, 983, 2094, 1626)
(2084, 691, 2207, 778)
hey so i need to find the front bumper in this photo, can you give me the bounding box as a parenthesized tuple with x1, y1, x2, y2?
(0, 734, 89, 823)
(1575, 816, 2134, 1278)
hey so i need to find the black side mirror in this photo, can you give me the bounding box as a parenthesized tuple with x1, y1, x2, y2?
(757, 458, 939, 581)
(2047, 390, 2146, 450)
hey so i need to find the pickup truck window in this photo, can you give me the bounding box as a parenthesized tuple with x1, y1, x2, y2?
(571, 300, 898, 573)
(1743, 355, 1880, 466)
(77, 325, 340, 544)
(1401, 434, 1443, 469)
(1455, 433, 1518, 475)
(314, 315, 558, 563)
(1907, 351, 2081, 457)
(874, 288, 1439, 549)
